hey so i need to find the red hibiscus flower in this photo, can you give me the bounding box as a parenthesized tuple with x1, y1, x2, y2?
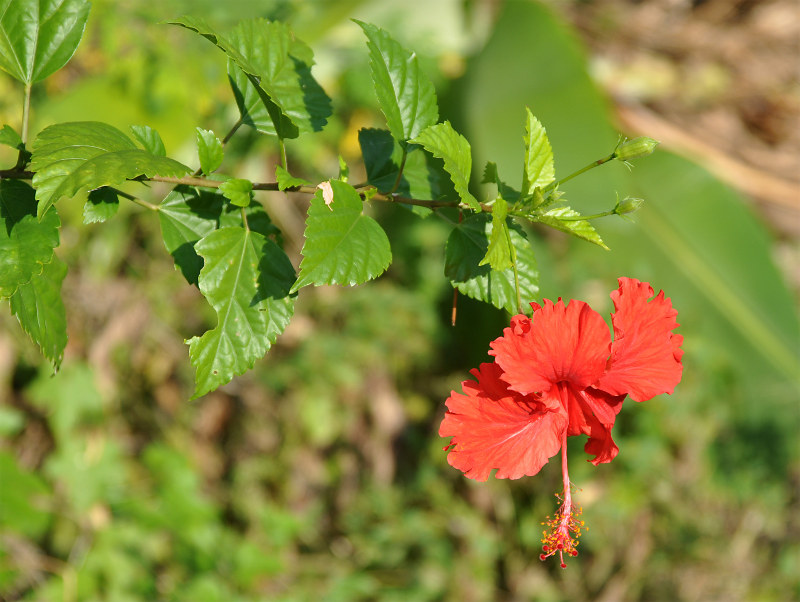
(439, 277, 683, 567)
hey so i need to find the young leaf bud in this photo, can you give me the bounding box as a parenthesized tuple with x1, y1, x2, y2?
(614, 196, 644, 215)
(615, 137, 659, 161)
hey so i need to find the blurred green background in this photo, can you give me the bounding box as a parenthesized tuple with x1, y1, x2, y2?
(1, 0, 798, 600)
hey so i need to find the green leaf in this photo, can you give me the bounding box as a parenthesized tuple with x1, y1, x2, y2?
(480, 197, 512, 271)
(482, 162, 520, 204)
(219, 178, 253, 208)
(411, 122, 480, 211)
(187, 226, 295, 399)
(520, 107, 555, 197)
(158, 186, 278, 285)
(0, 124, 22, 149)
(534, 206, 608, 249)
(291, 180, 391, 292)
(227, 19, 331, 137)
(355, 20, 438, 143)
(195, 128, 224, 175)
(0, 451, 52, 539)
(83, 187, 119, 224)
(130, 125, 166, 157)
(10, 255, 67, 371)
(170, 16, 299, 139)
(30, 121, 190, 218)
(275, 165, 311, 191)
(446, 214, 538, 314)
(0, 0, 90, 84)
(337, 155, 349, 183)
(0, 180, 60, 298)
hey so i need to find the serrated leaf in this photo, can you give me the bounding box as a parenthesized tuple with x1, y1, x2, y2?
(10, 255, 67, 371)
(0, 0, 90, 84)
(358, 128, 456, 217)
(411, 121, 480, 211)
(291, 180, 391, 292)
(219, 178, 253, 208)
(195, 128, 224, 175)
(355, 20, 438, 143)
(534, 206, 608, 249)
(187, 226, 295, 399)
(520, 108, 555, 197)
(482, 161, 521, 205)
(445, 214, 538, 314)
(480, 197, 512, 271)
(130, 125, 166, 157)
(170, 16, 298, 139)
(227, 19, 331, 137)
(30, 121, 190, 218)
(0, 180, 60, 298)
(158, 186, 278, 285)
(0, 124, 23, 149)
(275, 165, 311, 191)
(83, 187, 119, 224)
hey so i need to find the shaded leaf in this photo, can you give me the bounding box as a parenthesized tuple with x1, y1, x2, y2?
(187, 226, 295, 399)
(83, 187, 119, 224)
(446, 214, 538, 314)
(0, 124, 22, 149)
(0, 0, 90, 83)
(291, 180, 391, 292)
(30, 121, 190, 218)
(482, 161, 520, 204)
(411, 122, 480, 211)
(227, 19, 331, 137)
(196, 128, 224, 175)
(358, 128, 456, 216)
(355, 20, 438, 143)
(520, 107, 555, 198)
(130, 125, 166, 157)
(534, 206, 608, 249)
(10, 255, 67, 371)
(219, 178, 252, 208)
(0, 180, 60, 298)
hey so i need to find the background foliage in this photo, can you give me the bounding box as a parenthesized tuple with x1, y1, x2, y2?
(1, 0, 798, 600)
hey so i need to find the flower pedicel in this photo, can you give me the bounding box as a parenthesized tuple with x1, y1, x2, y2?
(440, 277, 683, 567)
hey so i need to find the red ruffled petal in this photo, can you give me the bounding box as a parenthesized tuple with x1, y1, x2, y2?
(597, 278, 683, 401)
(439, 363, 568, 481)
(490, 299, 611, 398)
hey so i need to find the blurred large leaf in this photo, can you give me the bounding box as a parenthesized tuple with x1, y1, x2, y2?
(446, 214, 538, 314)
(227, 19, 331, 136)
(411, 122, 480, 211)
(0, 180, 60, 298)
(10, 255, 68, 371)
(457, 0, 799, 387)
(0, 451, 51, 539)
(158, 186, 279, 286)
(0, 0, 90, 84)
(355, 20, 438, 143)
(30, 121, 190, 217)
(188, 226, 295, 399)
(291, 180, 392, 292)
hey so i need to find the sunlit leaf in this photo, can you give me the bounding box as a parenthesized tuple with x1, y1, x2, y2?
(0, 0, 90, 83)
(520, 107, 555, 198)
(187, 226, 295, 399)
(10, 255, 67, 371)
(355, 20, 438, 143)
(219, 178, 252, 208)
(533, 206, 608, 249)
(291, 180, 391, 292)
(30, 121, 190, 218)
(446, 214, 538, 314)
(195, 128, 223, 175)
(227, 19, 331, 137)
(130, 125, 166, 157)
(480, 197, 512, 271)
(0, 124, 22, 149)
(411, 122, 479, 212)
(0, 180, 60, 298)
(275, 165, 311, 191)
